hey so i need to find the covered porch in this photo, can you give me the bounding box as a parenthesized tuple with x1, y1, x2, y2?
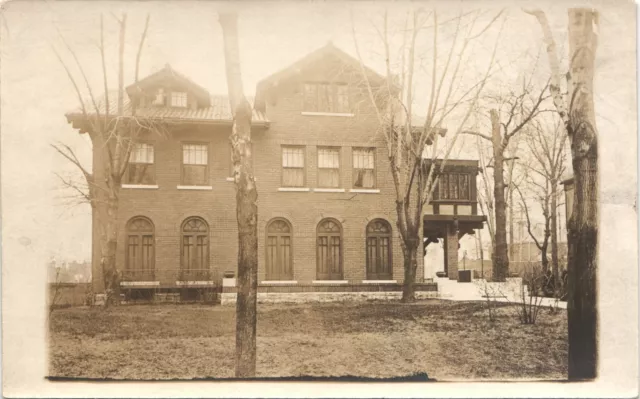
(423, 214, 486, 281)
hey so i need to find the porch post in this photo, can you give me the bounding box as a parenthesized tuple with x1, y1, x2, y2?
(446, 223, 459, 280)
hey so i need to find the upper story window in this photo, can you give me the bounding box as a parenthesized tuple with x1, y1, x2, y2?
(317, 147, 340, 188)
(171, 92, 188, 108)
(125, 143, 155, 185)
(152, 88, 166, 106)
(282, 146, 305, 187)
(438, 173, 470, 200)
(352, 148, 376, 188)
(182, 143, 209, 186)
(303, 83, 350, 113)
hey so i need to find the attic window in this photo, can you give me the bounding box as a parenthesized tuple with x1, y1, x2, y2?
(303, 83, 349, 113)
(171, 92, 188, 108)
(153, 88, 166, 106)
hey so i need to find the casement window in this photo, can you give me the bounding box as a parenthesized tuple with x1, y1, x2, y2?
(366, 219, 392, 280)
(317, 147, 341, 188)
(265, 218, 293, 280)
(438, 173, 471, 200)
(181, 217, 210, 281)
(303, 83, 350, 113)
(182, 143, 209, 186)
(281, 146, 305, 187)
(352, 148, 376, 188)
(126, 143, 155, 185)
(171, 91, 188, 108)
(316, 218, 343, 280)
(125, 217, 155, 281)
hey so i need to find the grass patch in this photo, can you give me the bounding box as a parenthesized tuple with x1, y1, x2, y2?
(48, 300, 567, 380)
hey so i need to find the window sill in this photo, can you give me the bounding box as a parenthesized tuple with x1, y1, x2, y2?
(301, 111, 354, 117)
(349, 188, 380, 194)
(226, 177, 258, 182)
(176, 280, 215, 286)
(121, 184, 159, 189)
(313, 188, 346, 193)
(312, 280, 349, 284)
(278, 187, 310, 192)
(120, 281, 160, 286)
(260, 280, 298, 285)
(177, 185, 213, 190)
(362, 280, 397, 284)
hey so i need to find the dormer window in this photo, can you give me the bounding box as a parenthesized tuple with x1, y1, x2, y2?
(171, 92, 188, 108)
(153, 88, 166, 106)
(303, 83, 349, 113)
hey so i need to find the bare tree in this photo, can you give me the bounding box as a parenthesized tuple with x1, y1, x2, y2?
(52, 13, 161, 307)
(464, 74, 550, 281)
(351, 9, 504, 301)
(218, 12, 258, 378)
(526, 8, 599, 380)
(521, 118, 567, 291)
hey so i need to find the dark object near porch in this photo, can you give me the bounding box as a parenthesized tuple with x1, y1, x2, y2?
(223, 271, 235, 278)
(458, 270, 472, 283)
(435, 271, 447, 278)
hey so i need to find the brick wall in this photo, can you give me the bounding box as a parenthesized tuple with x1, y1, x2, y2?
(95, 54, 424, 290)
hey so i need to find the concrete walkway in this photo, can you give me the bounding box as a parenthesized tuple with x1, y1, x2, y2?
(435, 277, 567, 309)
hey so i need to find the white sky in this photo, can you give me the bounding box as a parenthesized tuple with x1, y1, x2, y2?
(1, 1, 635, 262)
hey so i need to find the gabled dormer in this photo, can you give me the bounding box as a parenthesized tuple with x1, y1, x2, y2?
(254, 42, 395, 115)
(125, 64, 211, 110)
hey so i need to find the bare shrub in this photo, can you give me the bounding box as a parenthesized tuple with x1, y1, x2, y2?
(513, 263, 546, 324)
(474, 279, 502, 322)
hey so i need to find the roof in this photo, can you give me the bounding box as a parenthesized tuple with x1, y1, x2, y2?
(126, 64, 212, 106)
(254, 42, 393, 110)
(65, 92, 269, 128)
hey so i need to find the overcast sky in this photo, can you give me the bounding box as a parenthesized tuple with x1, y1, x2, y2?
(1, 1, 635, 262)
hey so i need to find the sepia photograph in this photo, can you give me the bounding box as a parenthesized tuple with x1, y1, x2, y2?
(1, 0, 637, 396)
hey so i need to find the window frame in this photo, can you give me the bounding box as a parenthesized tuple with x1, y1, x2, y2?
(125, 141, 156, 185)
(180, 217, 210, 281)
(170, 91, 188, 108)
(437, 173, 471, 201)
(265, 218, 294, 281)
(180, 141, 210, 186)
(302, 82, 350, 114)
(352, 147, 377, 189)
(124, 216, 155, 281)
(365, 219, 393, 280)
(317, 146, 341, 188)
(281, 145, 306, 188)
(316, 218, 344, 280)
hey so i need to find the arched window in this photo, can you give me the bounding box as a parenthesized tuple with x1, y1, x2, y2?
(366, 219, 393, 280)
(316, 218, 343, 280)
(125, 217, 155, 280)
(265, 218, 293, 280)
(181, 217, 209, 280)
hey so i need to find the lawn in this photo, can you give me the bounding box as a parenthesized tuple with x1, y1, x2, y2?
(48, 300, 567, 380)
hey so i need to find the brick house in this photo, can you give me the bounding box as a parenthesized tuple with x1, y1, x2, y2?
(65, 43, 484, 301)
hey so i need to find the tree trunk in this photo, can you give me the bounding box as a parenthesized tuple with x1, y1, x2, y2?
(99, 192, 120, 307)
(509, 186, 514, 262)
(219, 12, 259, 378)
(550, 178, 560, 296)
(401, 239, 419, 302)
(566, 8, 599, 380)
(540, 244, 549, 272)
(490, 109, 509, 282)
